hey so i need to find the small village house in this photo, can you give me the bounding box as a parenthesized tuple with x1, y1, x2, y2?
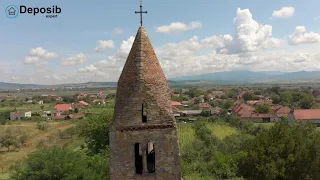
(171, 93, 179, 97)
(237, 91, 246, 100)
(206, 94, 214, 100)
(199, 103, 212, 110)
(93, 99, 106, 105)
(77, 93, 88, 99)
(75, 100, 89, 108)
(47, 94, 62, 101)
(10, 111, 32, 120)
(54, 104, 73, 116)
(97, 91, 105, 98)
(289, 109, 320, 125)
(171, 101, 182, 107)
(42, 111, 52, 119)
(172, 106, 180, 118)
(181, 101, 189, 107)
(211, 106, 222, 116)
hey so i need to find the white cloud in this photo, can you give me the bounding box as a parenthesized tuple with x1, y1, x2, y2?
(112, 27, 124, 35)
(115, 36, 135, 59)
(289, 26, 320, 45)
(78, 56, 122, 78)
(24, 47, 57, 65)
(77, 36, 135, 78)
(314, 16, 320, 20)
(95, 40, 114, 52)
(61, 53, 86, 66)
(262, 38, 282, 49)
(229, 8, 279, 53)
(156, 36, 202, 59)
(156, 21, 202, 34)
(78, 64, 98, 73)
(272, 6, 295, 18)
(201, 34, 233, 49)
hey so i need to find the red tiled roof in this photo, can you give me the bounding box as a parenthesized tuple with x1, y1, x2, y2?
(233, 103, 254, 117)
(11, 112, 25, 116)
(171, 101, 182, 106)
(54, 104, 72, 111)
(294, 109, 320, 120)
(78, 101, 89, 106)
(93, 99, 105, 103)
(199, 103, 212, 108)
(207, 94, 214, 99)
(272, 105, 283, 111)
(171, 93, 179, 97)
(68, 114, 84, 119)
(54, 115, 66, 120)
(276, 106, 290, 115)
(247, 100, 273, 105)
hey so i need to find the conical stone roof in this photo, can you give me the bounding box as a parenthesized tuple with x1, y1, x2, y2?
(112, 26, 175, 127)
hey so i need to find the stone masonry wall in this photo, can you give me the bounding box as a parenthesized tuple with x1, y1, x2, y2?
(110, 127, 182, 180)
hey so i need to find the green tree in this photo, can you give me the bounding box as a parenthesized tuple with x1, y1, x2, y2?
(271, 94, 281, 104)
(62, 95, 75, 103)
(243, 93, 254, 101)
(223, 101, 233, 110)
(79, 111, 113, 154)
(220, 95, 227, 99)
(279, 91, 292, 103)
(239, 121, 319, 180)
(255, 104, 270, 114)
(254, 91, 261, 95)
(10, 147, 110, 180)
(299, 95, 315, 109)
(270, 86, 281, 95)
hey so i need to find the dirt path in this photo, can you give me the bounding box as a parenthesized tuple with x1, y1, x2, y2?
(0, 121, 75, 173)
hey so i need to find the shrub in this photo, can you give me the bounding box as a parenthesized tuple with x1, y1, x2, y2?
(0, 118, 8, 125)
(10, 147, 110, 180)
(36, 121, 48, 131)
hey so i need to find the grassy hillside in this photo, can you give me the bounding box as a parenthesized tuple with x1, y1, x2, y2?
(0, 120, 83, 175)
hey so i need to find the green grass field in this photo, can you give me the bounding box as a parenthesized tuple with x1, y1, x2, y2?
(177, 122, 238, 149)
(0, 104, 53, 113)
(0, 173, 9, 180)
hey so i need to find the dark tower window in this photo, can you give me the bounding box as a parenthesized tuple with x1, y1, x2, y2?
(146, 142, 155, 173)
(142, 104, 147, 122)
(135, 143, 143, 174)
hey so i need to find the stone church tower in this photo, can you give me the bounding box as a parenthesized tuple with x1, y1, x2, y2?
(109, 26, 182, 180)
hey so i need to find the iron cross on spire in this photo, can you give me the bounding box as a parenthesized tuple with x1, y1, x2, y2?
(135, 0, 147, 26)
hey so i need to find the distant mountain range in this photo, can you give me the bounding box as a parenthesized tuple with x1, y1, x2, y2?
(1, 70, 320, 89)
(169, 70, 320, 83)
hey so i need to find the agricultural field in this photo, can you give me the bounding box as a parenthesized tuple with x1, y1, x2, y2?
(0, 104, 53, 113)
(177, 122, 238, 150)
(0, 120, 83, 176)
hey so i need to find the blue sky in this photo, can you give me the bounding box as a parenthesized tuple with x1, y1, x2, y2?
(0, 0, 320, 84)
